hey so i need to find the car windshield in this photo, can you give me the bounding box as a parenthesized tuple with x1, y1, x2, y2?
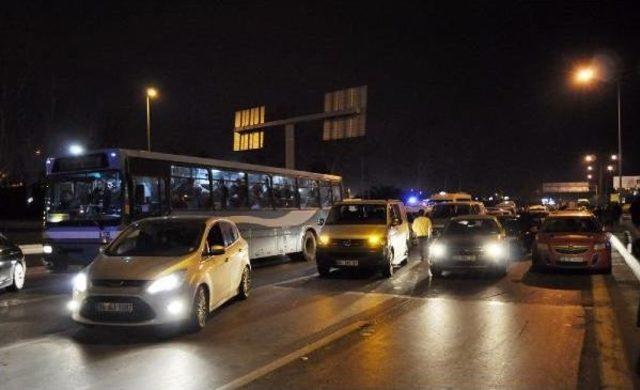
(431, 204, 472, 218)
(325, 204, 387, 225)
(444, 218, 501, 235)
(46, 171, 122, 227)
(105, 220, 205, 257)
(540, 217, 601, 234)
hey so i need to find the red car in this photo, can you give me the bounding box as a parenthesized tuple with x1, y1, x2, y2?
(532, 211, 611, 274)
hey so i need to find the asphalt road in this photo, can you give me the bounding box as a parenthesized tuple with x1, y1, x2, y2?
(1, 248, 640, 389)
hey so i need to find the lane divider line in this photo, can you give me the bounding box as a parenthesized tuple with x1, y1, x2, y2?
(610, 235, 640, 281)
(215, 320, 368, 390)
(591, 275, 634, 388)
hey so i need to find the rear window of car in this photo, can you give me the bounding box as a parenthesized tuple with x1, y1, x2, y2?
(540, 217, 601, 234)
(431, 204, 472, 218)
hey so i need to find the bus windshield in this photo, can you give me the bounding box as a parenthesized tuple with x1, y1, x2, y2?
(46, 171, 122, 226)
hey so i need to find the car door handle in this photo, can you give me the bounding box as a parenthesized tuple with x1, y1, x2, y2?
(225, 257, 230, 263)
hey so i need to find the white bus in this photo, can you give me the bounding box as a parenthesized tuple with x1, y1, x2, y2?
(43, 149, 342, 270)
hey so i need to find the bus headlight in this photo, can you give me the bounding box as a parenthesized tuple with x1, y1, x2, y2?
(319, 234, 330, 246)
(147, 272, 185, 294)
(72, 273, 88, 293)
(484, 242, 506, 259)
(43, 244, 53, 254)
(430, 243, 446, 258)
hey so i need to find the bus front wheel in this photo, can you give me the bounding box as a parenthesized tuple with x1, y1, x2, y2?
(292, 231, 316, 262)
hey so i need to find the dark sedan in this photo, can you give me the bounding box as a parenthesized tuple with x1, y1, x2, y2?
(0, 233, 26, 291)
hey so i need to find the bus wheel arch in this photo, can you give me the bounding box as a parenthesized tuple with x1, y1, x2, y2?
(292, 229, 317, 262)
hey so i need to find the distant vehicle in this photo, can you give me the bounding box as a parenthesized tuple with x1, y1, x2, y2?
(430, 201, 486, 236)
(0, 234, 26, 292)
(429, 215, 508, 277)
(68, 216, 251, 331)
(487, 207, 512, 217)
(497, 216, 528, 258)
(497, 201, 517, 216)
(43, 148, 342, 270)
(527, 205, 548, 212)
(316, 200, 410, 278)
(428, 192, 473, 204)
(532, 211, 611, 274)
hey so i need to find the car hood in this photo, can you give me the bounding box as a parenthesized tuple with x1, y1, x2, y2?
(537, 233, 603, 245)
(87, 254, 193, 281)
(321, 224, 388, 239)
(439, 234, 502, 246)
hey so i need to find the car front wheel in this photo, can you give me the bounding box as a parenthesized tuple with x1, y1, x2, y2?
(237, 267, 251, 299)
(381, 250, 395, 278)
(188, 286, 209, 332)
(8, 263, 25, 291)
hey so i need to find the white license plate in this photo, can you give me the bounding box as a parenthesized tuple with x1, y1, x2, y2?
(560, 256, 584, 263)
(452, 255, 476, 261)
(96, 302, 133, 312)
(336, 260, 359, 266)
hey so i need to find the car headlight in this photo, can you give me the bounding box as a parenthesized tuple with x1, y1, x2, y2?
(43, 244, 53, 254)
(536, 242, 549, 252)
(147, 272, 185, 294)
(594, 242, 609, 251)
(367, 235, 385, 247)
(430, 242, 446, 258)
(319, 234, 330, 246)
(484, 242, 506, 259)
(73, 273, 88, 293)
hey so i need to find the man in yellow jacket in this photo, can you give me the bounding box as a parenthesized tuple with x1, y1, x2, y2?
(412, 209, 432, 261)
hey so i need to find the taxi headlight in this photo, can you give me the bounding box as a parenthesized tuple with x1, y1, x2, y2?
(484, 242, 506, 259)
(72, 273, 88, 293)
(319, 234, 330, 246)
(430, 242, 446, 258)
(147, 272, 185, 294)
(367, 235, 384, 247)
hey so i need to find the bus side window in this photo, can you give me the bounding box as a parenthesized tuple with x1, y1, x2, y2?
(298, 179, 320, 208)
(212, 169, 247, 209)
(331, 183, 342, 203)
(170, 166, 211, 210)
(132, 176, 166, 217)
(319, 181, 332, 208)
(272, 175, 298, 209)
(248, 173, 271, 210)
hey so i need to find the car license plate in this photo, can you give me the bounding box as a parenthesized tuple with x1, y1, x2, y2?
(336, 260, 359, 266)
(560, 256, 584, 263)
(453, 255, 476, 261)
(96, 302, 133, 312)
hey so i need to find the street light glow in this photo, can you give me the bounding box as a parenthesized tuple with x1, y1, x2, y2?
(587, 166, 593, 171)
(611, 154, 618, 161)
(607, 165, 614, 172)
(584, 155, 595, 162)
(68, 144, 85, 155)
(146, 88, 158, 98)
(574, 66, 596, 84)
(587, 174, 593, 180)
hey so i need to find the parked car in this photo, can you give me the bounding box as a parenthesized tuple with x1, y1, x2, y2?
(487, 207, 511, 217)
(317, 199, 410, 278)
(68, 216, 251, 331)
(429, 215, 509, 277)
(532, 211, 611, 273)
(0, 233, 26, 292)
(430, 201, 486, 236)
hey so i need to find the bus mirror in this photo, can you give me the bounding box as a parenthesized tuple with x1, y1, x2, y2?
(134, 184, 145, 205)
(317, 218, 325, 226)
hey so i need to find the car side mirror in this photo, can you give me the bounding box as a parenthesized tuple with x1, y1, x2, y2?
(391, 218, 401, 227)
(317, 218, 325, 226)
(206, 245, 226, 256)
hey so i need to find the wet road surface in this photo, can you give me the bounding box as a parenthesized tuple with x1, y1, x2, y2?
(1, 249, 639, 389)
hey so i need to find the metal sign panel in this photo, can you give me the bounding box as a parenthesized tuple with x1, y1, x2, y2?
(233, 106, 265, 151)
(323, 86, 367, 140)
(542, 182, 590, 193)
(613, 176, 640, 190)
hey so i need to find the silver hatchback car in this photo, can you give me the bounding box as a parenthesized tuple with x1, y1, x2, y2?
(68, 216, 251, 331)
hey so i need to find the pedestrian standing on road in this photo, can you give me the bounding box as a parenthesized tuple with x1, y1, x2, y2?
(631, 198, 640, 228)
(611, 201, 622, 228)
(412, 209, 432, 262)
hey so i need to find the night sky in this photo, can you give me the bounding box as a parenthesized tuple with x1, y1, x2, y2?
(2, 1, 639, 198)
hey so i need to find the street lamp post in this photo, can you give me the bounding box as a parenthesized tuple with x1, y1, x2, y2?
(573, 66, 624, 195)
(146, 88, 158, 152)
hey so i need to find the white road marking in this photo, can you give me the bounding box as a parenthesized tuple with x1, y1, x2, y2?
(216, 320, 368, 390)
(610, 235, 640, 281)
(0, 294, 66, 308)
